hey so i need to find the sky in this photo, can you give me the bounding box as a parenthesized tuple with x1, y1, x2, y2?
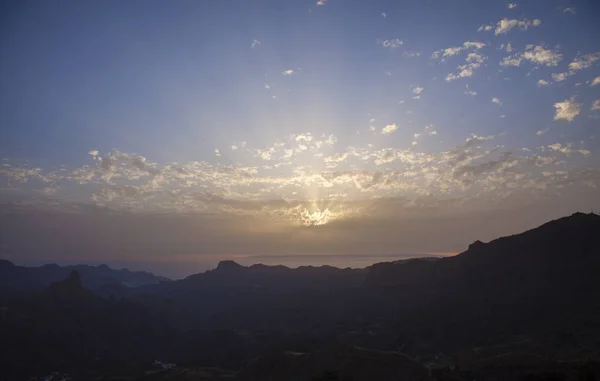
(1, 0, 600, 278)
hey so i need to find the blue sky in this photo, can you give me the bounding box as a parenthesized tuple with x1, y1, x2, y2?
(1, 0, 600, 277)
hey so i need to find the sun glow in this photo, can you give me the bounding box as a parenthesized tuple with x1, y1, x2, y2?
(301, 207, 333, 226)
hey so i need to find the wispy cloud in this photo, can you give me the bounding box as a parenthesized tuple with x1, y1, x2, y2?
(537, 79, 550, 86)
(569, 53, 600, 71)
(446, 52, 486, 81)
(591, 77, 600, 86)
(501, 45, 562, 67)
(493, 18, 542, 35)
(282, 69, 296, 76)
(378, 39, 403, 49)
(507, 3, 517, 9)
(591, 100, 600, 111)
(251, 39, 260, 49)
(492, 97, 502, 105)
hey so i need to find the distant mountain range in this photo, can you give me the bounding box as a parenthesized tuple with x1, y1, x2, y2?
(1, 212, 599, 381)
(0, 260, 170, 291)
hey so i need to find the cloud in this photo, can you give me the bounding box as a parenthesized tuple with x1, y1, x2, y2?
(431, 41, 486, 59)
(464, 90, 478, 96)
(381, 123, 398, 135)
(251, 39, 260, 49)
(378, 39, 403, 49)
(591, 77, 600, 86)
(553, 97, 581, 122)
(501, 45, 562, 67)
(547, 143, 589, 156)
(537, 79, 550, 86)
(591, 100, 600, 111)
(536, 129, 549, 136)
(492, 97, 502, 105)
(494, 18, 541, 35)
(445, 52, 486, 81)
(282, 69, 295, 76)
(381, 12, 387, 18)
(522, 45, 562, 66)
(413, 86, 424, 95)
(569, 53, 600, 71)
(478, 24, 494, 32)
(404, 51, 420, 58)
(508, 3, 517, 9)
(316, 0, 327, 5)
(551, 72, 573, 82)
(563, 7, 576, 14)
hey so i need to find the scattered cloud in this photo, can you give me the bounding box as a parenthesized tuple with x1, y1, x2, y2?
(413, 86, 424, 95)
(464, 90, 478, 96)
(501, 45, 562, 67)
(378, 39, 403, 49)
(251, 39, 260, 49)
(404, 51, 420, 58)
(282, 69, 295, 76)
(591, 100, 600, 111)
(551, 72, 573, 82)
(591, 77, 600, 86)
(381, 12, 387, 18)
(553, 97, 581, 122)
(478, 24, 494, 32)
(538, 79, 550, 86)
(493, 18, 542, 35)
(522, 45, 562, 66)
(381, 123, 398, 135)
(563, 7, 576, 14)
(508, 3, 517, 9)
(569, 53, 600, 71)
(316, 0, 327, 6)
(537, 129, 549, 136)
(492, 97, 502, 105)
(446, 52, 486, 81)
(432, 41, 486, 59)
(547, 142, 589, 156)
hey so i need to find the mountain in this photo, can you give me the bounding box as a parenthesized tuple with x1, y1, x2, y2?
(2, 213, 600, 380)
(0, 261, 170, 292)
(0, 271, 179, 380)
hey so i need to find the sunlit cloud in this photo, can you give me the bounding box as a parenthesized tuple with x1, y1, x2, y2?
(282, 69, 296, 76)
(501, 45, 562, 67)
(493, 18, 541, 35)
(569, 53, 600, 71)
(492, 97, 502, 105)
(591, 77, 600, 86)
(381, 123, 398, 135)
(553, 97, 581, 122)
(591, 100, 600, 111)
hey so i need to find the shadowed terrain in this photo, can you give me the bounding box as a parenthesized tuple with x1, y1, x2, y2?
(1, 213, 600, 380)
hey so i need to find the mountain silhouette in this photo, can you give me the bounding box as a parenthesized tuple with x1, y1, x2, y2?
(2, 213, 600, 380)
(0, 261, 169, 293)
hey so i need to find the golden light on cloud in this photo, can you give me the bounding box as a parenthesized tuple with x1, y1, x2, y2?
(301, 207, 333, 226)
